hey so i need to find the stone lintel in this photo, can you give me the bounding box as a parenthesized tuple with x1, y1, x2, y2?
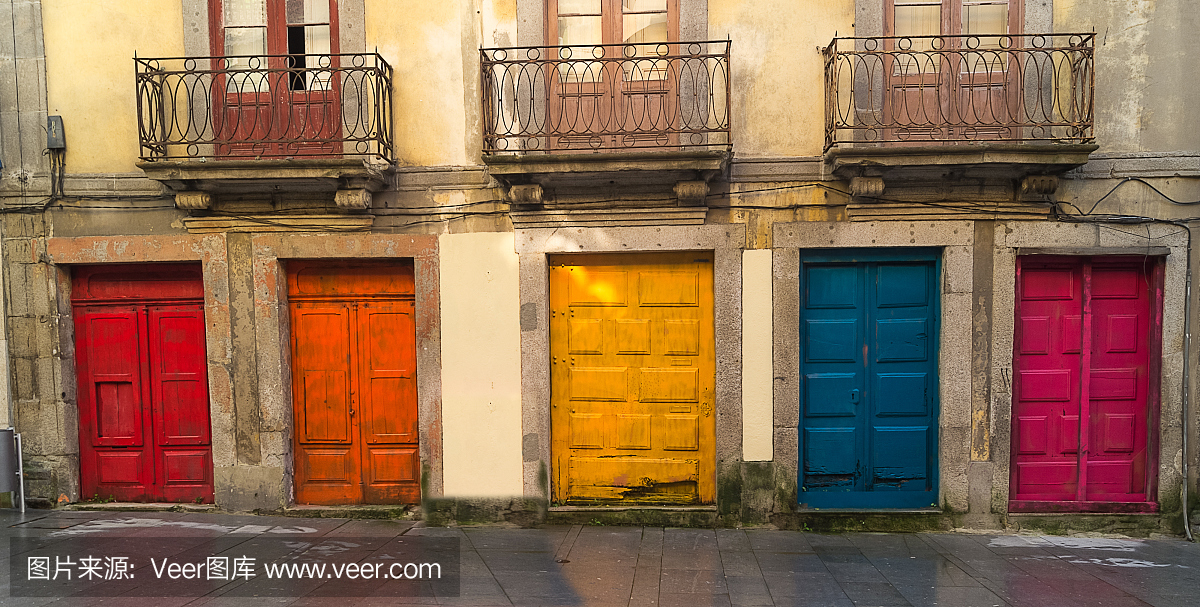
(181, 215, 374, 234)
(510, 207, 707, 228)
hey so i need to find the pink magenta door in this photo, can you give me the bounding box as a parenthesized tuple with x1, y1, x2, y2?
(1010, 256, 1162, 512)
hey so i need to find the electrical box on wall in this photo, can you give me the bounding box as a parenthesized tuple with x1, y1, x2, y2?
(47, 116, 65, 150)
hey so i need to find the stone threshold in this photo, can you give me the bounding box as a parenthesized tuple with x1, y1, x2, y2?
(794, 508, 941, 514)
(549, 505, 717, 513)
(1009, 512, 1162, 517)
(66, 503, 216, 513)
(277, 504, 419, 520)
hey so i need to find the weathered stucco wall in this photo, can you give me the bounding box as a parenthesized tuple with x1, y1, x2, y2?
(709, 0, 853, 158)
(42, 0, 184, 173)
(439, 231, 524, 496)
(1057, 0, 1197, 154)
(369, 0, 478, 167)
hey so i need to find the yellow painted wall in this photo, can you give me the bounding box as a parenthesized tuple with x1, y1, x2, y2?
(439, 231, 524, 496)
(741, 248, 773, 461)
(368, 0, 477, 167)
(43, 0, 185, 174)
(709, 0, 853, 157)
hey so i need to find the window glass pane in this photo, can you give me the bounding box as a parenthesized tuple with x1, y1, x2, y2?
(286, 0, 331, 24)
(304, 24, 331, 55)
(558, 15, 602, 46)
(623, 12, 667, 80)
(894, 4, 940, 38)
(893, 4, 940, 74)
(623, 0, 667, 11)
(225, 26, 268, 91)
(225, 0, 265, 26)
(623, 12, 667, 45)
(304, 24, 332, 89)
(962, 3, 1008, 72)
(225, 26, 267, 56)
(962, 3, 1008, 35)
(559, 0, 601, 14)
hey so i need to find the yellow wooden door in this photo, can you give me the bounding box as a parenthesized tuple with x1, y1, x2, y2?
(550, 252, 715, 504)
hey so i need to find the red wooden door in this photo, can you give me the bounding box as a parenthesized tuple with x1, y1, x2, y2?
(73, 265, 214, 503)
(211, 0, 341, 157)
(1011, 256, 1161, 511)
(288, 262, 419, 505)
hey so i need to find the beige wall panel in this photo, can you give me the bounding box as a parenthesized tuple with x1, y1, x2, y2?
(742, 248, 772, 461)
(440, 231, 524, 496)
(368, 0, 473, 166)
(708, 0, 852, 157)
(43, 0, 184, 173)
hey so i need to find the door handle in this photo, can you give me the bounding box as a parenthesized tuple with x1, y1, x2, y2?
(349, 408, 356, 416)
(850, 389, 860, 404)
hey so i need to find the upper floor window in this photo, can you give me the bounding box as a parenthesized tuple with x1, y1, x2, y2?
(212, 0, 339, 90)
(548, 0, 678, 47)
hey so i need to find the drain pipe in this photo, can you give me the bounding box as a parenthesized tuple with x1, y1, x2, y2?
(1181, 220, 1194, 541)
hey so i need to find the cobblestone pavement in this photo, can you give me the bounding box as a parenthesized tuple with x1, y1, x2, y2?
(0, 509, 1197, 606)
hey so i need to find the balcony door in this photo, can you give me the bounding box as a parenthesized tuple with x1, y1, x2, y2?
(883, 0, 1022, 142)
(545, 0, 679, 150)
(210, 0, 341, 157)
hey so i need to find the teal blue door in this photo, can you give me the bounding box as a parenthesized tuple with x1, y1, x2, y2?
(799, 249, 939, 509)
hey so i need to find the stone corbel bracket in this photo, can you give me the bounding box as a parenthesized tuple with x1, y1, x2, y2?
(850, 176, 885, 198)
(336, 174, 388, 211)
(674, 180, 709, 206)
(1020, 175, 1058, 198)
(174, 191, 212, 210)
(507, 184, 544, 207)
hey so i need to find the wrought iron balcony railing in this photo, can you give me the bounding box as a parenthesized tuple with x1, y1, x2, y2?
(823, 34, 1094, 151)
(136, 54, 393, 161)
(481, 41, 730, 154)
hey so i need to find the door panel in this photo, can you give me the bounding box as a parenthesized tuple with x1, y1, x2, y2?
(288, 262, 419, 505)
(799, 251, 939, 509)
(550, 253, 714, 504)
(291, 304, 360, 504)
(1010, 257, 1159, 510)
(148, 309, 211, 446)
(73, 266, 213, 504)
(85, 313, 145, 448)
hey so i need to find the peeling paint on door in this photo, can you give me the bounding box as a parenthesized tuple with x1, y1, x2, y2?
(798, 250, 940, 509)
(550, 253, 715, 504)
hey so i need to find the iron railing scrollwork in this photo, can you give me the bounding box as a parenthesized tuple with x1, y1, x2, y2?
(136, 54, 393, 161)
(481, 41, 731, 154)
(823, 34, 1094, 151)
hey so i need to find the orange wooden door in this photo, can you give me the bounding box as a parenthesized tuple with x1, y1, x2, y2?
(549, 252, 715, 504)
(288, 262, 418, 505)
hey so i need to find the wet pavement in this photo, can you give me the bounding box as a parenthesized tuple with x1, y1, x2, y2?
(0, 509, 1197, 606)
